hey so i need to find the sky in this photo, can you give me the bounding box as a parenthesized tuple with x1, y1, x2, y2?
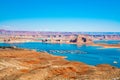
(0, 0, 120, 32)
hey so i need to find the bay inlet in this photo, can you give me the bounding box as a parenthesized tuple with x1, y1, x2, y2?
(0, 41, 120, 68)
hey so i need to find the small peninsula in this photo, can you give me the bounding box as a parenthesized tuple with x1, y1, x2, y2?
(0, 47, 120, 80)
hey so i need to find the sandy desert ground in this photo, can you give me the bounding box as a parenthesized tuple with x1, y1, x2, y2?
(0, 47, 120, 80)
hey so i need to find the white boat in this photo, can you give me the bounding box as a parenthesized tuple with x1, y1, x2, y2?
(113, 61, 118, 64)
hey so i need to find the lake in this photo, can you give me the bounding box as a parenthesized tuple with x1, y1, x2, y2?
(0, 40, 120, 68)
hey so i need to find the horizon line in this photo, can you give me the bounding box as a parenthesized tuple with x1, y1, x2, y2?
(0, 29, 120, 33)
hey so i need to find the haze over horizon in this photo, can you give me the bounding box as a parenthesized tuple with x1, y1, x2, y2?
(0, 0, 120, 32)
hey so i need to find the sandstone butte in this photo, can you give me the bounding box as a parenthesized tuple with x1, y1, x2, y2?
(76, 35, 120, 48)
(0, 47, 120, 80)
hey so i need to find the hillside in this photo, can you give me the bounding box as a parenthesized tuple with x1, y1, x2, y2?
(0, 47, 120, 80)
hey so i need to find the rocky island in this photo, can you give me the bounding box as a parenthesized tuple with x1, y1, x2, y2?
(0, 47, 120, 80)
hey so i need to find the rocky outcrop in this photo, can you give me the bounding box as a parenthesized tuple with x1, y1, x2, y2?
(76, 35, 93, 45)
(0, 48, 120, 80)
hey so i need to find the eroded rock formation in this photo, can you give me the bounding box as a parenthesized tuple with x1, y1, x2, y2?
(0, 47, 120, 80)
(76, 35, 93, 45)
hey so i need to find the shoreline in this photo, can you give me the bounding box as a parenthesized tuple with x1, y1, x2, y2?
(91, 43, 120, 48)
(0, 47, 119, 68)
(1, 40, 120, 49)
(0, 46, 119, 67)
(0, 47, 120, 80)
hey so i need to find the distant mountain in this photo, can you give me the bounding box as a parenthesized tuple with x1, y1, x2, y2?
(0, 29, 120, 35)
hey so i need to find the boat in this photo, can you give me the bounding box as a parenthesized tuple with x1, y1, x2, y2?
(113, 61, 118, 64)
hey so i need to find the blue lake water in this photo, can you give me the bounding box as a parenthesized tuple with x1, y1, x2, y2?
(94, 40, 120, 44)
(0, 41, 120, 68)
